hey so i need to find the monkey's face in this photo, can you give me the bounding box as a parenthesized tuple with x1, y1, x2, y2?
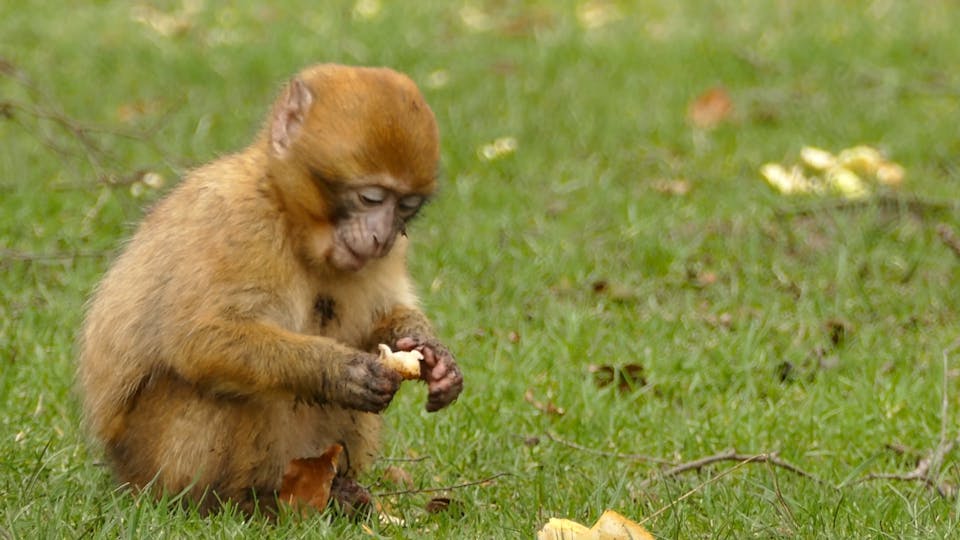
(267, 64, 440, 271)
(327, 184, 425, 271)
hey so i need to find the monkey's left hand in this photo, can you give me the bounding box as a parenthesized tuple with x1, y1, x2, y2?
(395, 337, 463, 412)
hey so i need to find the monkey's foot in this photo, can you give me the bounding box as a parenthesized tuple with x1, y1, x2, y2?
(329, 475, 372, 517)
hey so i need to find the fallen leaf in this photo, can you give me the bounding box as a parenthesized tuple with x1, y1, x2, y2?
(687, 86, 734, 129)
(590, 280, 637, 302)
(652, 178, 691, 196)
(825, 318, 851, 348)
(382, 465, 414, 488)
(425, 497, 465, 516)
(776, 361, 795, 384)
(588, 364, 647, 393)
(279, 443, 343, 514)
(537, 509, 654, 540)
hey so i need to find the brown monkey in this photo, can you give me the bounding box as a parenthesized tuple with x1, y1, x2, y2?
(77, 63, 463, 515)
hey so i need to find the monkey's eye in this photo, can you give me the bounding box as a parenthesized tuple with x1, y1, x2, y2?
(398, 195, 424, 213)
(358, 187, 387, 206)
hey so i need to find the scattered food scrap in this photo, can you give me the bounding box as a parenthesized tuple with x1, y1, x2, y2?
(537, 509, 654, 540)
(761, 145, 904, 199)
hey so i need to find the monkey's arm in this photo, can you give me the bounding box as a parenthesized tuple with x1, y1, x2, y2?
(367, 305, 463, 411)
(171, 317, 400, 412)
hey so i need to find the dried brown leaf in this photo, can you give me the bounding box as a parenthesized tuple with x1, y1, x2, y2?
(279, 443, 343, 514)
(589, 364, 647, 392)
(687, 86, 734, 129)
(652, 178, 691, 196)
(424, 496, 465, 516)
(382, 465, 414, 488)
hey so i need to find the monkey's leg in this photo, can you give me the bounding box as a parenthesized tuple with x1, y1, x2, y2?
(108, 374, 309, 516)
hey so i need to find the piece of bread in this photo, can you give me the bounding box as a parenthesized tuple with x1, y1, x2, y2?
(377, 344, 423, 380)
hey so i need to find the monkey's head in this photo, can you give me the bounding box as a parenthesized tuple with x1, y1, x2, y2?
(266, 63, 440, 272)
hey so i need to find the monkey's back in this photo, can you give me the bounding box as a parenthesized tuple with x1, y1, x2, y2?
(77, 150, 289, 445)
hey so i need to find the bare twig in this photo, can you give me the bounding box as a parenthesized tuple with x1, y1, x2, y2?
(639, 456, 759, 525)
(1, 58, 176, 187)
(858, 343, 960, 497)
(638, 449, 829, 490)
(1, 248, 112, 263)
(545, 432, 675, 465)
(776, 195, 960, 220)
(378, 455, 432, 463)
(937, 223, 960, 260)
(373, 472, 512, 498)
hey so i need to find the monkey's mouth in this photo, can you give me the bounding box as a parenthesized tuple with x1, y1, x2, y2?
(330, 241, 368, 272)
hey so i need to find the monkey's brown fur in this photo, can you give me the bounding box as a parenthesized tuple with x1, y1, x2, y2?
(77, 64, 462, 514)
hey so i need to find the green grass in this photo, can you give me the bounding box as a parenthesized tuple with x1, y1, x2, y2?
(3, 0, 960, 537)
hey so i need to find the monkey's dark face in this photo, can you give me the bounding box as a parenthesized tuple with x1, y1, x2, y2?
(328, 185, 425, 271)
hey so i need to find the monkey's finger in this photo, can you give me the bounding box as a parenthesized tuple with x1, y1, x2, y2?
(395, 337, 419, 351)
(429, 360, 449, 381)
(425, 371, 463, 412)
(419, 346, 438, 368)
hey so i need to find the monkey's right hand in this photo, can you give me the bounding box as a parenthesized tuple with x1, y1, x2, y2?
(324, 352, 402, 413)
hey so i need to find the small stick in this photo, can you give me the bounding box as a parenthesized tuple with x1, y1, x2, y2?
(638, 449, 830, 490)
(640, 455, 760, 525)
(776, 195, 958, 220)
(1, 248, 112, 263)
(373, 472, 512, 498)
(936, 223, 960, 260)
(545, 432, 675, 465)
(857, 343, 960, 497)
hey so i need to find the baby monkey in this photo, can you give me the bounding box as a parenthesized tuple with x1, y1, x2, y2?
(77, 63, 463, 515)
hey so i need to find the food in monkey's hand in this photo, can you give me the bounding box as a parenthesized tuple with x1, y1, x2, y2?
(377, 344, 424, 380)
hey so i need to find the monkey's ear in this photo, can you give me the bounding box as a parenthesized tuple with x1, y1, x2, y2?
(270, 78, 314, 157)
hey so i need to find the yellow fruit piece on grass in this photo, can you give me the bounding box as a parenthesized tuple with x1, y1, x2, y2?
(536, 510, 654, 540)
(800, 146, 836, 171)
(838, 145, 884, 175)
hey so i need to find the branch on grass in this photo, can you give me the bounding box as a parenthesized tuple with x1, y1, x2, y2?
(856, 343, 960, 497)
(776, 195, 960, 220)
(545, 432, 675, 465)
(372, 472, 512, 498)
(637, 449, 830, 490)
(1, 58, 177, 187)
(936, 223, 960, 260)
(1, 248, 113, 264)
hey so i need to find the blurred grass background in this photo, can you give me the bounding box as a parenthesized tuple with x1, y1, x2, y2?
(2, 1, 960, 537)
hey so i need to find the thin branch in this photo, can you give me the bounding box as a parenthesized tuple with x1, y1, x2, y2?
(639, 455, 759, 525)
(0, 248, 112, 263)
(638, 449, 830, 490)
(373, 472, 512, 498)
(937, 223, 960, 260)
(776, 195, 960, 220)
(545, 432, 675, 465)
(857, 343, 960, 497)
(377, 455, 432, 463)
